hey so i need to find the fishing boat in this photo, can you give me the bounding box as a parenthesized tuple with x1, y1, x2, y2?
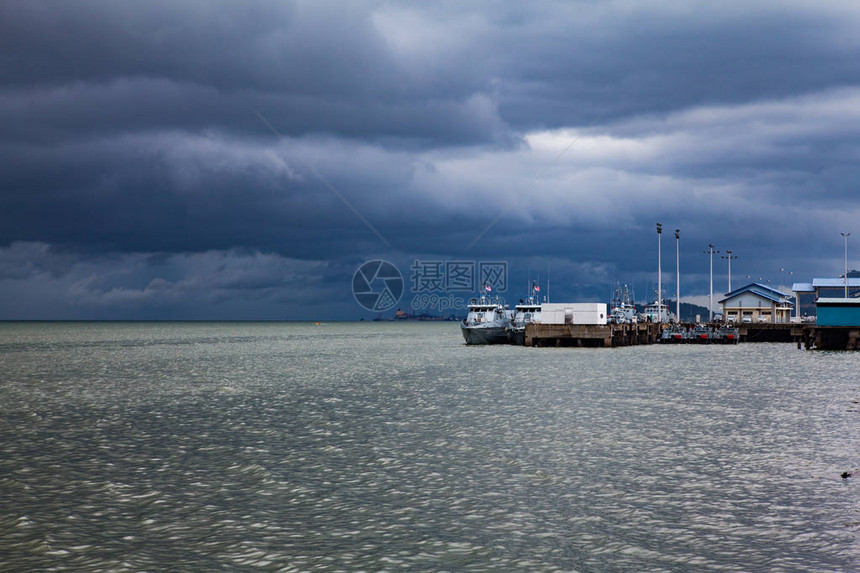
(460, 285, 512, 345)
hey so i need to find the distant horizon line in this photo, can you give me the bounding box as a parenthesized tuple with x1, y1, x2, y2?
(0, 319, 459, 323)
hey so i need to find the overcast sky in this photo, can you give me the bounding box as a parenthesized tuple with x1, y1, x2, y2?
(2, 0, 860, 319)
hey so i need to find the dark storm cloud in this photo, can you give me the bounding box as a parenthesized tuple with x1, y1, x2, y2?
(496, 2, 860, 127)
(0, 242, 337, 320)
(2, 0, 860, 318)
(0, 1, 508, 146)
(6, 1, 858, 143)
(0, 126, 454, 257)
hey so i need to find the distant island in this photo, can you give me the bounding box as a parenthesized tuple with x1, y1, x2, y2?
(372, 309, 462, 321)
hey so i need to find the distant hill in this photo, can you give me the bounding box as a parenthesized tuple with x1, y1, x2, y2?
(636, 299, 710, 322)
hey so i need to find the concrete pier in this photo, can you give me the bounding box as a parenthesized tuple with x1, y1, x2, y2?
(525, 323, 662, 347)
(802, 326, 860, 350)
(735, 323, 804, 343)
(522, 322, 812, 348)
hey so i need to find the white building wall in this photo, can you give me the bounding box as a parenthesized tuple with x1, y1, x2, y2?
(721, 292, 794, 323)
(539, 303, 607, 325)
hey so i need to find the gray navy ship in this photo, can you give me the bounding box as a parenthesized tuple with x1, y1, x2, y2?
(460, 286, 512, 344)
(506, 282, 542, 345)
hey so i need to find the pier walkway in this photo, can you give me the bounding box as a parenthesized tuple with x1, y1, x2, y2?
(525, 323, 661, 347)
(525, 322, 807, 348)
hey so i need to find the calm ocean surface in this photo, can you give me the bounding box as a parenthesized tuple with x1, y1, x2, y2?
(1, 321, 859, 572)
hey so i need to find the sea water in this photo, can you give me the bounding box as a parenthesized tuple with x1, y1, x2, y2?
(1, 321, 858, 571)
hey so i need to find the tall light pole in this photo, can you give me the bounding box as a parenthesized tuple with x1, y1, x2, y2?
(722, 250, 737, 293)
(704, 244, 719, 322)
(779, 268, 794, 323)
(842, 232, 851, 298)
(675, 229, 680, 323)
(657, 223, 663, 323)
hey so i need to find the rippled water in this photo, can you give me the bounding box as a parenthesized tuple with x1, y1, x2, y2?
(1, 321, 859, 571)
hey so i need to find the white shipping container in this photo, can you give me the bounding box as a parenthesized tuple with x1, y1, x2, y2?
(538, 303, 607, 325)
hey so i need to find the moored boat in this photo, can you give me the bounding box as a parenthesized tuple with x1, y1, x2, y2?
(460, 286, 512, 345)
(690, 325, 713, 343)
(609, 283, 637, 324)
(639, 295, 676, 324)
(714, 325, 740, 344)
(507, 282, 542, 345)
(660, 325, 687, 343)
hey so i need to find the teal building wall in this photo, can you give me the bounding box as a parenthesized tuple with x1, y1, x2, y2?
(816, 304, 860, 326)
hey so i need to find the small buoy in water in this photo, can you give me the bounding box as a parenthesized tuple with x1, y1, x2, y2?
(841, 471, 853, 479)
(315, 322, 322, 326)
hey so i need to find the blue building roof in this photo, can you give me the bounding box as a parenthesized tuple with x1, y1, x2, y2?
(718, 282, 791, 305)
(816, 297, 860, 305)
(811, 278, 860, 288)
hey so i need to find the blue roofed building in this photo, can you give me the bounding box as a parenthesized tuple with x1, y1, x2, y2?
(792, 278, 860, 320)
(810, 277, 860, 298)
(719, 283, 794, 324)
(791, 282, 816, 320)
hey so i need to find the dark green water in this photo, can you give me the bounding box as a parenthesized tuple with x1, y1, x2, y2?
(1, 321, 858, 571)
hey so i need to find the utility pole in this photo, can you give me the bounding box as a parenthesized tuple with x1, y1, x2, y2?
(722, 250, 737, 293)
(657, 223, 663, 323)
(842, 232, 851, 298)
(704, 244, 719, 322)
(780, 268, 796, 323)
(675, 229, 680, 323)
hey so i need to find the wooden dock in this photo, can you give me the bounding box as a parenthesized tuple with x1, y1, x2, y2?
(525, 323, 662, 347)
